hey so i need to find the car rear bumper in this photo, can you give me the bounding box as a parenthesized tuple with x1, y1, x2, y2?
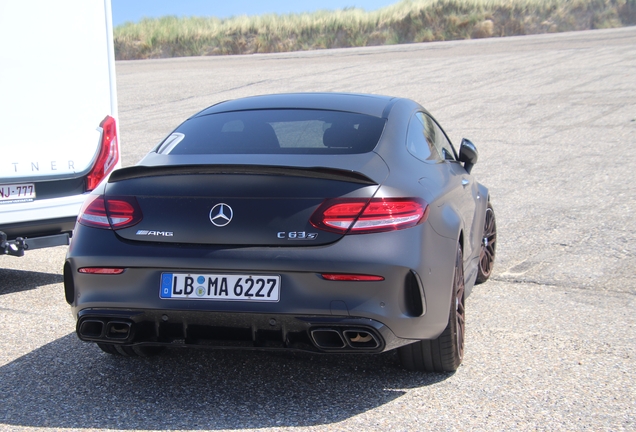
(66, 222, 460, 343)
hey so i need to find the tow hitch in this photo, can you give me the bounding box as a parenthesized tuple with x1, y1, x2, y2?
(1, 231, 70, 257)
(1, 232, 24, 257)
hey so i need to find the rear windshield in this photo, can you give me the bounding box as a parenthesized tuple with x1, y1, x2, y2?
(156, 109, 386, 155)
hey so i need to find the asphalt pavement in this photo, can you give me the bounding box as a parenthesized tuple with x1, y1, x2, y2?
(1, 27, 635, 431)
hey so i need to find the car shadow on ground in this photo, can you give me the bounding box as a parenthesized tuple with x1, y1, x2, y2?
(0, 333, 451, 429)
(0, 268, 63, 295)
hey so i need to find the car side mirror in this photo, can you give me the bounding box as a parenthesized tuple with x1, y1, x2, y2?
(458, 138, 478, 174)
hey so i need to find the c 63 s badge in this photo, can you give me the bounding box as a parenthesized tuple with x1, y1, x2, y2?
(277, 231, 318, 240)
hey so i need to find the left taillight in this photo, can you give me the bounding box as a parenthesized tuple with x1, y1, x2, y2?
(86, 115, 119, 191)
(310, 198, 428, 234)
(78, 195, 142, 230)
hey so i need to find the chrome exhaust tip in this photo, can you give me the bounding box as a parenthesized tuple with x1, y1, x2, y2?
(77, 318, 134, 342)
(310, 328, 346, 349)
(105, 321, 132, 340)
(343, 329, 380, 349)
(78, 319, 105, 339)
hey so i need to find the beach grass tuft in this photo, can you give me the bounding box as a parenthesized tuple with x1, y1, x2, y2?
(114, 0, 636, 59)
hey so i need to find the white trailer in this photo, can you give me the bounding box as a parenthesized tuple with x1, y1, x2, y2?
(0, 0, 120, 256)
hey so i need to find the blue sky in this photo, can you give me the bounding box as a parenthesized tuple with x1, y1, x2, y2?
(111, 0, 400, 26)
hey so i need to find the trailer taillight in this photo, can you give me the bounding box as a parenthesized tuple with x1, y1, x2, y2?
(86, 115, 119, 191)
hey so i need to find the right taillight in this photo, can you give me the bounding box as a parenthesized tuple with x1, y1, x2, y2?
(310, 198, 428, 234)
(78, 195, 142, 230)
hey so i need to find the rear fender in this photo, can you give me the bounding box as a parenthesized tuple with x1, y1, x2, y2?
(464, 182, 490, 295)
(427, 200, 462, 243)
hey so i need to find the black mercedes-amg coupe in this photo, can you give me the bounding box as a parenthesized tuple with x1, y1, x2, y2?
(64, 93, 497, 372)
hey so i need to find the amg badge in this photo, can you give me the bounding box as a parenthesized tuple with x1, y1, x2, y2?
(136, 230, 174, 237)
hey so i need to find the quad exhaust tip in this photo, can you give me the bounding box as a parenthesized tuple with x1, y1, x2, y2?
(310, 327, 381, 350)
(105, 321, 132, 340)
(78, 319, 381, 350)
(78, 318, 133, 342)
(311, 329, 346, 349)
(343, 330, 380, 348)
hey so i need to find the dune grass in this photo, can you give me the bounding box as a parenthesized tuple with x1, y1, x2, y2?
(114, 0, 636, 59)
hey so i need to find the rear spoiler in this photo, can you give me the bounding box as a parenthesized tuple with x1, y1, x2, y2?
(108, 164, 377, 185)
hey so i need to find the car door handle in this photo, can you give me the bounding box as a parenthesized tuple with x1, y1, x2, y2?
(462, 179, 470, 187)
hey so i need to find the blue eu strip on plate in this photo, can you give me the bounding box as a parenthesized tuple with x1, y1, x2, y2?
(160, 273, 173, 298)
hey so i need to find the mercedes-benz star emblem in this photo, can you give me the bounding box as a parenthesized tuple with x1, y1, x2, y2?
(209, 203, 233, 227)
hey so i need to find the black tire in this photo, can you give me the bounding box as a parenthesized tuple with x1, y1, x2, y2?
(476, 202, 496, 284)
(96, 343, 165, 357)
(398, 244, 465, 372)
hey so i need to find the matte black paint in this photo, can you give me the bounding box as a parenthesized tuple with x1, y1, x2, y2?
(66, 93, 490, 355)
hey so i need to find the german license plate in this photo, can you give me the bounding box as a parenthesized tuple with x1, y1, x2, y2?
(0, 183, 35, 204)
(160, 273, 280, 302)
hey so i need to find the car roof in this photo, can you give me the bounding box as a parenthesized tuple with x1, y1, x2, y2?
(194, 93, 400, 118)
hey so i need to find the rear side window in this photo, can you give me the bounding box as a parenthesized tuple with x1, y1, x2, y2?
(423, 113, 456, 161)
(406, 112, 437, 162)
(157, 109, 386, 155)
(406, 112, 457, 162)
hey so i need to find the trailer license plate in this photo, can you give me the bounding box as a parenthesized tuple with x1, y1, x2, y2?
(160, 273, 280, 302)
(0, 183, 35, 204)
